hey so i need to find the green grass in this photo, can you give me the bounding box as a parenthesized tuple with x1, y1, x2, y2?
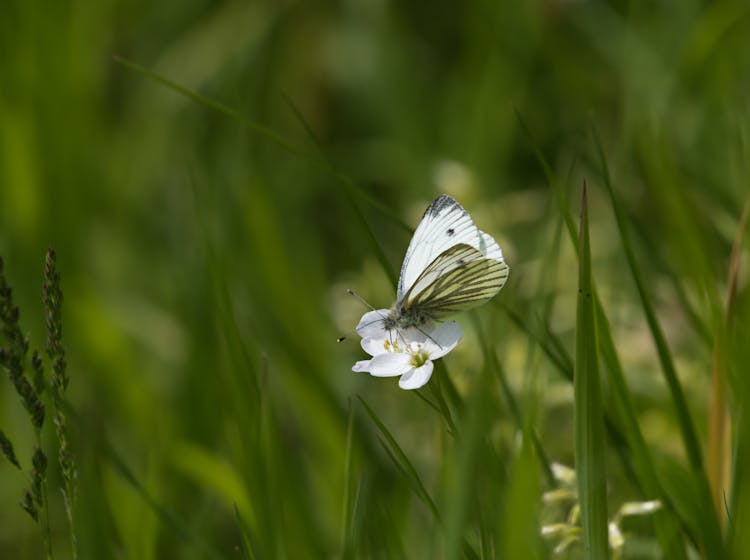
(1, 1, 750, 558)
(574, 184, 609, 558)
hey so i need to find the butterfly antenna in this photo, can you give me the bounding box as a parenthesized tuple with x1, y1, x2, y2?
(414, 324, 442, 349)
(346, 289, 378, 311)
(339, 290, 389, 342)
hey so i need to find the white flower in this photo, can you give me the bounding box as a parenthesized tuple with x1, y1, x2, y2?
(352, 310, 462, 390)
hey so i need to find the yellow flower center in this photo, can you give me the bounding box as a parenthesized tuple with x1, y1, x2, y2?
(382, 339, 430, 367)
(409, 348, 429, 368)
(383, 340, 403, 352)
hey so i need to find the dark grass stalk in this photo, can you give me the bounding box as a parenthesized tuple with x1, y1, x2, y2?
(574, 184, 609, 559)
(0, 256, 52, 557)
(43, 249, 78, 560)
(0, 259, 46, 430)
(37, 253, 234, 560)
(0, 429, 21, 468)
(708, 198, 749, 525)
(14, 259, 229, 560)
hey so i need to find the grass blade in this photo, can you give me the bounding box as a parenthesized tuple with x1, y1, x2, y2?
(728, 294, 750, 556)
(574, 183, 609, 559)
(515, 110, 578, 245)
(592, 128, 725, 556)
(115, 56, 403, 287)
(503, 302, 646, 492)
(427, 365, 459, 436)
(233, 504, 256, 560)
(592, 127, 703, 472)
(500, 304, 573, 381)
(413, 389, 456, 437)
(442, 361, 492, 560)
(340, 401, 358, 560)
(709, 198, 749, 524)
(281, 94, 412, 234)
(99, 435, 225, 560)
(112, 56, 304, 157)
(519, 119, 692, 555)
(472, 314, 555, 487)
(357, 396, 442, 524)
(595, 300, 688, 558)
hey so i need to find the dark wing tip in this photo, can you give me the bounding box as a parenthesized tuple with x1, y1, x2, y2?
(425, 194, 462, 218)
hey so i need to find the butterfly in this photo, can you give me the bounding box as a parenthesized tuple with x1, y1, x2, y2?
(362, 194, 509, 338)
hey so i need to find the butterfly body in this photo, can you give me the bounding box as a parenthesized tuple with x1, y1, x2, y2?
(384, 301, 433, 332)
(376, 195, 509, 337)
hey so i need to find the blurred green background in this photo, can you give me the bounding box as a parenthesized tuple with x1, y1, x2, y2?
(1, 0, 749, 558)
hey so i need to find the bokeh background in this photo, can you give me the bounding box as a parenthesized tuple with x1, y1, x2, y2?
(1, 0, 749, 558)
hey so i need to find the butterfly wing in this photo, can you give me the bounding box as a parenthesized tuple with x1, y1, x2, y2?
(402, 243, 509, 320)
(397, 194, 507, 300)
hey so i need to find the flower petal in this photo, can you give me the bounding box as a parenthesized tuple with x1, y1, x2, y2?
(352, 360, 373, 373)
(398, 361, 434, 390)
(361, 336, 391, 357)
(367, 353, 413, 377)
(398, 327, 430, 344)
(422, 322, 463, 359)
(355, 310, 391, 339)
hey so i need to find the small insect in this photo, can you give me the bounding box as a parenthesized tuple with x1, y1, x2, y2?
(357, 194, 509, 339)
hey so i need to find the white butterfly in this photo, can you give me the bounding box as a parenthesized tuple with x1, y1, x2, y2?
(360, 194, 509, 338)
